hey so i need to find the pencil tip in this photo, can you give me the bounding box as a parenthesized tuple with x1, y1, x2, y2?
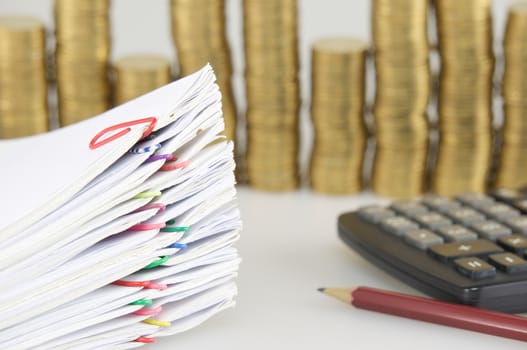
(318, 288, 353, 304)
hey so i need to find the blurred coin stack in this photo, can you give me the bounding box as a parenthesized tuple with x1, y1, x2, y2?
(169, 0, 237, 142)
(495, 3, 527, 189)
(112, 55, 172, 105)
(54, 0, 111, 126)
(370, 0, 431, 198)
(432, 0, 494, 195)
(243, 0, 300, 191)
(0, 16, 48, 138)
(309, 37, 368, 194)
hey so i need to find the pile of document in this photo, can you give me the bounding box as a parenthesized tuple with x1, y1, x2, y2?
(0, 65, 242, 349)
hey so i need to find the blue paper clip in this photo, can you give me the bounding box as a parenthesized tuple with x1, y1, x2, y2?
(129, 143, 162, 154)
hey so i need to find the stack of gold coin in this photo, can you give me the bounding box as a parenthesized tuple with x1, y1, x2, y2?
(169, 0, 237, 142)
(371, 0, 431, 198)
(0, 16, 48, 138)
(495, 3, 527, 189)
(54, 0, 111, 126)
(309, 37, 368, 194)
(243, 0, 300, 191)
(432, 0, 494, 195)
(112, 55, 172, 105)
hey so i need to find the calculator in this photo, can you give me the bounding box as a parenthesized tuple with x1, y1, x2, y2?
(338, 189, 527, 313)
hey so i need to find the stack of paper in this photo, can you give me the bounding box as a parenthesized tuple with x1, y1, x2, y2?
(0, 64, 242, 349)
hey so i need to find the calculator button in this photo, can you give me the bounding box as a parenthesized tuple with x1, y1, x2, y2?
(421, 195, 461, 212)
(380, 216, 419, 236)
(493, 188, 523, 201)
(444, 207, 486, 226)
(514, 199, 527, 213)
(478, 203, 520, 221)
(436, 225, 478, 242)
(489, 253, 527, 274)
(456, 192, 495, 209)
(404, 229, 444, 250)
(428, 239, 503, 264)
(470, 220, 512, 241)
(503, 216, 527, 235)
(390, 201, 429, 217)
(454, 257, 496, 280)
(413, 212, 452, 230)
(358, 206, 396, 223)
(498, 234, 527, 255)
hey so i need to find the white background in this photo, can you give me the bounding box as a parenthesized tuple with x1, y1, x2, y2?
(1, 1, 526, 349)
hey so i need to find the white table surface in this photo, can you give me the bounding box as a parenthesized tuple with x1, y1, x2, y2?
(151, 186, 527, 349)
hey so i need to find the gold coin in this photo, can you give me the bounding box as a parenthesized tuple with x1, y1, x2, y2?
(0, 16, 48, 138)
(54, 0, 111, 126)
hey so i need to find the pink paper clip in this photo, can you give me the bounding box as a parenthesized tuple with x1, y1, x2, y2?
(133, 203, 166, 215)
(129, 222, 166, 231)
(145, 281, 168, 290)
(113, 280, 166, 290)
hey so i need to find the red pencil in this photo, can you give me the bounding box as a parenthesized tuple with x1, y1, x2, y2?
(318, 286, 527, 342)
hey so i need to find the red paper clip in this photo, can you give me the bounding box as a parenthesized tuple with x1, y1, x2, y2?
(89, 117, 157, 150)
(160, 158, 190, 171)
(133, 305, 163, 316)
(113, 280, 151, 288)
(135, 336, 156, 343)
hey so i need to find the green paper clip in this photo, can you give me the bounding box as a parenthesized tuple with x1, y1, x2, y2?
(134, 190, 162, 199)
(161, 226, 190, 232)
(143, 256, 169, 269)
(130, 299, 153, 306)
(161, 219, 190, 232)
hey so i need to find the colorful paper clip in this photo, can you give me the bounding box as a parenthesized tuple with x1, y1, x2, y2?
(143, 319, 171, 327)
(161, 226, 189, 232)
(133, 190, 162, 199)
(145, 153, 174, 163)
(143, 256, 169, 269)
(89, 117, 157, 150)
(133, 203, 166, 215)
(129, 143, 162, 154)
(133, 305, 162, 316)
(113, 280, 150, 288)
(135, 336, 156, 343)
(129, 221, 166, 231)
(129, 299, 153, 306)
(145, 282, 168, 290)
(113, 280, 167, 290)
(160, 158, 189, 171)
(167, 242, 188, 249)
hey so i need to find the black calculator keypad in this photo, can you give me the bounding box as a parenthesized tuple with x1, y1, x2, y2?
(454, 257, 496, 280)
(488, 252, 527, 274)
(338, 190, 527, 312)
(498, 234, 527, 254)
(403, 229, 443, 250)
(428, 239, 503, 263)
(437, 225, 478, 242)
